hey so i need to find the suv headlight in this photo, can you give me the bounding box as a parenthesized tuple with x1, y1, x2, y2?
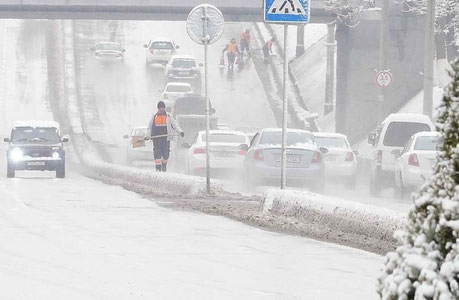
(52, 152, 61, 159)
(10, 148, 23, 161)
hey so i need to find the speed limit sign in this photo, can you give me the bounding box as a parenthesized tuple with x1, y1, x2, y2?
(376, 70, 393, 88)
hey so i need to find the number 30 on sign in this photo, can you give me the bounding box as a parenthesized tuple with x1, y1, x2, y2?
(376, 70, 393, 88)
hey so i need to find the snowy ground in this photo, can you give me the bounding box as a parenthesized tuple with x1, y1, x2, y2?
(0, 20, 386, 299)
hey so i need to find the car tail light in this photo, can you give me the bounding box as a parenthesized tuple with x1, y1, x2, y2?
(254, 149, 264, 161)
(193, 148, 206, 154)
(345, 151, 354, 162)
(312, 151, 322, 163)
(408, 153, 420, 167)
(149, 48, 154, 54)
(237, 150, 247, 155)
(377, 150, 383, 163)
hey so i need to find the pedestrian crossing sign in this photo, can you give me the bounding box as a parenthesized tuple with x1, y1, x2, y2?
(264, 0, 310, 23)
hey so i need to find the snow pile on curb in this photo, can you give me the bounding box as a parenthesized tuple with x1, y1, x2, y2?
(80, 150, 222, 196)
(263, 189, 406, 242)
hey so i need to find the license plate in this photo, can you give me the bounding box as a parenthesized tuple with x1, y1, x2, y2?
(275, 156, 300, 163)
(27, 161, 45, 166)
(325, 155, 336, 161)
(214, 151, 234, 158)
(178, 71, 190, 76)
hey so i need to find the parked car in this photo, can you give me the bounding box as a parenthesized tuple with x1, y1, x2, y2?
(313, 132, 358, 189)
(394, 131, 440, 198)
(241, 128, 327, 192)
(4, 121, 68, 178)
(160, 82, 193, 111)
(367, 113, 434, 196)
(143, 38, 179, 65)
(123, 127, 153, 164)
(183, 130, 250, 175)
(90, 42, 125, 61)
(165, 55, 202, 91)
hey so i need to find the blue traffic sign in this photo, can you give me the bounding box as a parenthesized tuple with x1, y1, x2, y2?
(264, 0, 310, 23)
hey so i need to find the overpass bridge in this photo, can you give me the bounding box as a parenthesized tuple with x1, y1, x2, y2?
(0, 0, 334, 22)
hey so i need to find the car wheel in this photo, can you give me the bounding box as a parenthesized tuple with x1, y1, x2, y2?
(6, 162, 15, 178)
(345, 174, 357, 190)
(56, 160, 65, 178)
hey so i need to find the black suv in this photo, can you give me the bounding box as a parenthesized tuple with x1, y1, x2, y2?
(4, 121, 68, 178)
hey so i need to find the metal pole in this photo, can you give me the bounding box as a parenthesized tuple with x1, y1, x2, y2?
(377, 0, 388, 124)
(202, 7, 211, 194)
(423, 0, 435, 119)
(324, 22, 336, 115)
(281, 24, 288, 190)
(296, 24, 305, 57)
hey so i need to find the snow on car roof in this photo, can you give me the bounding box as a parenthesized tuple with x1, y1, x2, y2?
(13, 120, 60, 130)
(313, 132, 348, 139)
(198, 130, 248, 136)
(151, 37, 173, 42)
(412, 131, 440, 138)
(165, 82, 192, 87)
(383, 113, 433, 124)
(261, 128, 311, 134)
(171, 55, 196, 61)
(132, 126, 148, 130)
(96, 41, 121, 46)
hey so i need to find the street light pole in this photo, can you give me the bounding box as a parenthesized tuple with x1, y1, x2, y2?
(423, 0, 435, 119)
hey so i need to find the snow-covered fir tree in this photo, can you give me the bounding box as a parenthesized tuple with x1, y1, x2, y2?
(325, 0, 375, 26)
(377, 59, 459, 299)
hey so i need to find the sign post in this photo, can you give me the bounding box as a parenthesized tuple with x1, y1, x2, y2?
(264, 0, 310, 190)
(186, 5, 224, 194)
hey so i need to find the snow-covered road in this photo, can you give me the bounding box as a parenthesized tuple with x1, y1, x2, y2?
(0, 20, 385, 299)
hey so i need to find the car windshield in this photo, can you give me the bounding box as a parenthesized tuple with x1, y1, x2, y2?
(11, 127, 61, 143)
(97, 43, 121, 51)
(414, 136, 439, 151)
(171, 59, 196, 68)
(151, 41, 174, 50)
(174, 96, 206, 115)
(166, 85, 191, 93)
(202, 134, 246, 144)
(314, 136, 348, 149)
(260, 132, 314, 146)
(133, 129, 148, 137)
(383, 122, 431, 147)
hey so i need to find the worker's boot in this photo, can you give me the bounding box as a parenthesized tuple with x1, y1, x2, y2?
(156, 165, 162, 172)
(161, 163, 167, 172)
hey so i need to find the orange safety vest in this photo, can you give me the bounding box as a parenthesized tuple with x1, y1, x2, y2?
(154, 114, 167, 127)
(227, 42, 238, 54)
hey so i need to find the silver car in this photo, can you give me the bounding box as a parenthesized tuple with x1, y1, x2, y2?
(241, 128, 326, 192)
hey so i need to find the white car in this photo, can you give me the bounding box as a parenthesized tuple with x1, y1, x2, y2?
(313, 132, 358, 189)
(143, 38, 178, 65)
(394, 131, 440, 198)
(367, 113, 434, 196)
(161, 82, 193, 111)
(123, 127, 153, 164)
(91, 42, 125, 61)
(184, 130, 250, 175)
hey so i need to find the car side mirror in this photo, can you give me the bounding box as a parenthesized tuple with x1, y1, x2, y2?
(391, 149, 401, 158)
(353, 150, 359, 156)
(199, 63, 204, 67)
(238, 144, 249, 152)
(89, 47, 95, 51)
(181, 143, 191, 148)
(3, 137, 10, 142)
(176, 45, 180, 49)
(123, 135, 129, 139)
(122, 49, 126, 52)
(319, 147, 328, 154)
(143, 44, 148, 48)
(368, 132, 376, 145)
(209, 108, 216, 115)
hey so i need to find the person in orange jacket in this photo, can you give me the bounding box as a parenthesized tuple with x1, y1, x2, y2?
(240, 29, 252, 55)
(263, 36, 276, 63)
(222, 38, 240, 69)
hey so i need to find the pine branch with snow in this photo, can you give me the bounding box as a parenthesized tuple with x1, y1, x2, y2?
(377, 58, 459, 299)
(324, 0, 375, 26)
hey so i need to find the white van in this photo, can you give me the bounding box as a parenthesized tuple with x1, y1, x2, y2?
(367, 113, 434, 196)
